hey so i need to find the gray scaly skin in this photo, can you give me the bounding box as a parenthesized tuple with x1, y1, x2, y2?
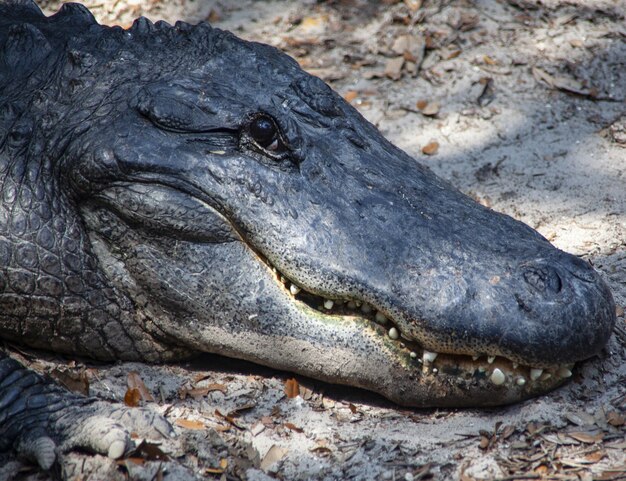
(0, 0, 617, 471)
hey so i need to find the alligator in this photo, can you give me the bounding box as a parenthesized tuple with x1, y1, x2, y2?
(0, 0, 616, 471)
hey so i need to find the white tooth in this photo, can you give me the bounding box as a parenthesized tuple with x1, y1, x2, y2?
(543, 373, 552, 381)
(324, 299, 334, 310)
(289, 284, 301, 295)
(280, 276, 287, 284)
(388, 327, 399, 340)
(557, 367, 572, 378)
(361, 303, 372, 314)
(478, 367, 486, 373)
(375, 312, 388, 324)
(516, 377, 526, 386)
(432, 368, 438, 374)
(490, 368, 506, 386)
(355, 300, 362, 307)
(422, 351, 438, 363)
(409, 351, 417, 359)
(530, 368, 543, 381)
(472, 355, 480, 361)
(346, 301, 357, 309)
(512, 363, 519, 369)
(487, 356, 496, 364)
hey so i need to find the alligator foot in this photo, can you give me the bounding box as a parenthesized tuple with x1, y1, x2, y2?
(0, 352, 173, 470)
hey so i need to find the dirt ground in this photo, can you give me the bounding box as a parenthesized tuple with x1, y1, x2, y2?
(2, 0, 625, 480)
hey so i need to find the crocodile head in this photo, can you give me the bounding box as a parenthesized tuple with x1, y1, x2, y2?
(13, 7, 615, 406)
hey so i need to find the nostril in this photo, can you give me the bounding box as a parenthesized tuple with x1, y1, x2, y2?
(522, 265, 563, 294)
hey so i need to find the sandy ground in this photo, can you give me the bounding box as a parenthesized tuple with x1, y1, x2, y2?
(2, 0, 625, 480)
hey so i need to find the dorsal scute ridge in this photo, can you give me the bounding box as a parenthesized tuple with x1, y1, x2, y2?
(49, 3, 97, 26)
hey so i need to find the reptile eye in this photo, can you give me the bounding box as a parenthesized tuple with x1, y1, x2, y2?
(249, 115, 278, 149)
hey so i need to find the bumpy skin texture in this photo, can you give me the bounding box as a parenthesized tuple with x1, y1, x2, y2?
(0, 1, 617, 464)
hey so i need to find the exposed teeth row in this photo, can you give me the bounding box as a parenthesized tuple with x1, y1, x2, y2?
(281, 276, 574, 387)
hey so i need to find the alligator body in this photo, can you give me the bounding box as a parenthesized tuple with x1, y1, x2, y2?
(0, 0, 616, 469)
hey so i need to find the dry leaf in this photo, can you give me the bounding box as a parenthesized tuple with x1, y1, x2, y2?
(501, 425, 516, 439)
(124, 387, 141, 407)
(205, 459, 228, 475)
(422, 141, 439, 155)
(477, 77, 495, 107)
(384, 57, 405, 80)
(51, 368, 90, 396)
(284, 422, 304, 433)
(310, 446, 333, 456)
(284, 378, 300, 398)
(443, 48, 462, 60)
(127, 371, 154, 402)
(606, 411, 625, 427)
(260, 445, 288, 472)
(567, 431, 603, 444)
(175, 418, 206, 430)
(215, 409, 245, 430)
(483, 55, 497, 65)
(129, 440, 169, 461)
(583, 451, 605, 463)
(420, 101, 440, 116)
(532, 67, 595, 97)
(344, 91, 358, 102)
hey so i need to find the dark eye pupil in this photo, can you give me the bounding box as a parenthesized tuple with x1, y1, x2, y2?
(250, 117, 276, 145)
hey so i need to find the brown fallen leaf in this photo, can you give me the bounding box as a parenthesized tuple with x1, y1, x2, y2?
(344, 91, 358, 103)
(260, 445, 288, 472)
(180, 383, 227, 400)
(284, 378, 300, 398)
(283, 422, 304, 433)
(205, 458, 228, 475)
(483, 55, 497, 65)
(501, 424, 516, 439)
(124, 387, 141, 407)
(310, 446, 333, 457)
(384, 56, 405, 80)
(391, 34, 425, 69)
(606, 411, 625, 427)
(128, 440, 169, 461)
(477, 77, 495, 107)
(215, 409, 245, 430)
(175, 418, 206, 430)
(567, 431, 604, 444)
(583, 450, 606, 463)
(51, 367, 90, 396)
(532, 67, 596, 98)
(422, 141, 439, 155)
(420, 101, 440, 116)
(127, 371, 154, 402)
